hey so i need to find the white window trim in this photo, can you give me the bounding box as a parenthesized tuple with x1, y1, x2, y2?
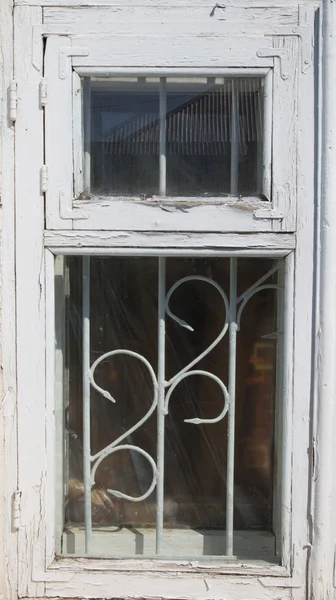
(43, 17, 298, 232)
(0, 1, 17, 599)
(44, 243, 295, 567)
(11, 2, 320, 599)
(37, 242, 300, 600)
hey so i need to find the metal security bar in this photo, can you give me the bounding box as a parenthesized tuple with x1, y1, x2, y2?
(159, 79, 167, 197)
(81, 257, 280, 557)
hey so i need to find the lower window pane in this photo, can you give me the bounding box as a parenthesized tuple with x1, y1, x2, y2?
(56, 256, 281, 561)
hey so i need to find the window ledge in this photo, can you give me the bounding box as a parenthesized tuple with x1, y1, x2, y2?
(62, 527, 278, 565)
(74, 195, 269, 210)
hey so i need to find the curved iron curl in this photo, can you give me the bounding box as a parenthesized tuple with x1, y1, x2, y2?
(89, 350, 158, 502)
(104, 445, 158, 502)
(165, 276, 230, 387)
(237, 284, 281, 330)
(164, 369, 229, 425)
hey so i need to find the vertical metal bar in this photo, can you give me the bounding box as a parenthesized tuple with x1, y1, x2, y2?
(156, 257, 166, 555)
(230, 79, 239, 196)
(83, 79, 91, 195)
(226, 257, 237, 557)
(83, 256, 92, 554)
(159, 78, 167, 196)
(256, 79, 263, 194)
(263, 71, 273, 200)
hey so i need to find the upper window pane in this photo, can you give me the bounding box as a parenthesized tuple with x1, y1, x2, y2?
(84, 76, 264, 199)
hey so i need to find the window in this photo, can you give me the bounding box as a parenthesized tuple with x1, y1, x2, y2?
(59, 255, 280, 560)
(44, 30, 297, 232)
(84, 76, 265, 199)
(42, 5, 297, 569)
(14, 2, 314, 598)
(45, 50, 294, 563)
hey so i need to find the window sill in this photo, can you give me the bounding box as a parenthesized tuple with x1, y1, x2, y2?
(62, 527, 278, 565)
(74, 195, 269, 209)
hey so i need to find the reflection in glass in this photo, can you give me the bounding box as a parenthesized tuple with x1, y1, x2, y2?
(57, 257, 280, 560)
(85, 77, 264, 198)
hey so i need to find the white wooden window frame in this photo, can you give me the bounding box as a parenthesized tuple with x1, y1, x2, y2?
(42, 246, 296, 597)
(13, 2, 315, 599)
(43, 8, 300, 233)
(69, 68, 273, 229)
(50, 248, 288, 561)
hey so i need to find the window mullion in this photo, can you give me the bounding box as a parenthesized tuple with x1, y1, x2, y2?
(263, 70, 273, 200)
(226, 258, 238, 557)
(83, 79, 91, 195)
(159, 78, 167, 196)
(82, 256, 92, 553)
(230, 80, 239, 196)
(156, 257, 166, 554)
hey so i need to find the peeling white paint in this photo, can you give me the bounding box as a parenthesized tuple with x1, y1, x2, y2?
(0, 1, 17, 600)
(0, 1, 334, 599)
(310, 1, 336, 598)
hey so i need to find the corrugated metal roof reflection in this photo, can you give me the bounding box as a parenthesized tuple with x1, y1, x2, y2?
(103, 80, 263, 157)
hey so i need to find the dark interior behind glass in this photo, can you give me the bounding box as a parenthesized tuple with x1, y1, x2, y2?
(62, 257, 278, 558)
(86, 77, 264, 198)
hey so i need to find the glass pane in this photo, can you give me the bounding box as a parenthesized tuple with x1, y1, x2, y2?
(84, 77, 264, 198)
(56, 256, 280, 560)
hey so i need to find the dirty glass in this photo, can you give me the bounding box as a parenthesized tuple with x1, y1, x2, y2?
(56, 256, 280, 561)
(83, 77, 264, 199)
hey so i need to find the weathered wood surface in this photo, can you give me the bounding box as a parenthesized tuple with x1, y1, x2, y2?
(14, 5, 47, 598)
(310, 1, 336, 598)
(44, 230, 295, 251)
(2, 1, 332, 599)
(44, 5, 299, 35)
(15, 0, 319, 7)
(70, 198, 279, 232)
(45, 36, 73, 229)
(0, 0, 17, 599)
(69, 35, 273, 68)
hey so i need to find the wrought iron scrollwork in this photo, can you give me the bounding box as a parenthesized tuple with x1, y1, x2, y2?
(89, 350, 159, 502)
(164, 275, 230, 424)
(82, 259, 281, 556)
